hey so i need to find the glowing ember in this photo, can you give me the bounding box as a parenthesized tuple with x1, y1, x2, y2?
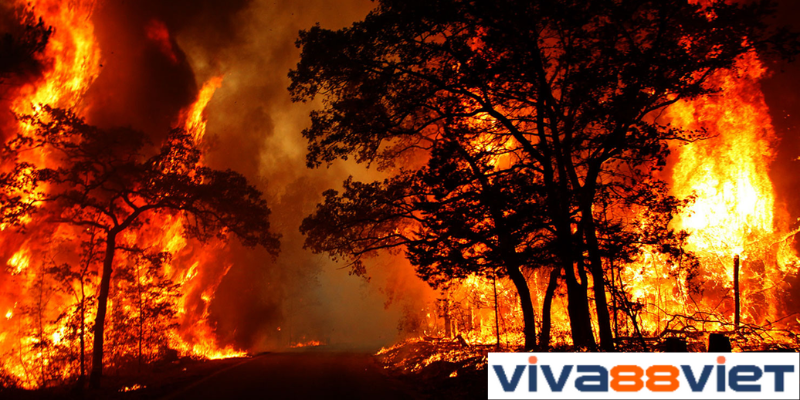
(290, 340, 322, 348)
(119, 383, 145, 392)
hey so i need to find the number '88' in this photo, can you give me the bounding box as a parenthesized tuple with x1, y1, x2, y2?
(610, 365, 681, 392)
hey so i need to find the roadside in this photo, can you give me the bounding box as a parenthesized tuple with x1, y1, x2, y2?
(0, 356, 252, 400)
(376, 337, 489, 400)
(1, 341, 491, 400)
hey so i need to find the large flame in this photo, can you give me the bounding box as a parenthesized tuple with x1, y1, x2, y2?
(380, 0, 800, 356)
(183, 76, 224, 143)
(3, 0, 798, 388)
(670, 50, 776, 256)
(1, 0, 101, 388)
(9, 0, 100, 118)
(1, 0, 243, 389)
(619, 7, 799, 343)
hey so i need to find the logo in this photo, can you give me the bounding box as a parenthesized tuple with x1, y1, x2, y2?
(488, 352, 799, 399)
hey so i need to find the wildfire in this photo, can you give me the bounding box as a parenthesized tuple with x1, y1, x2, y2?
(7, 249, 31, 275)
(290, 340, 323, 348)
(10, 0, 100, 124)
(620, 24, 800, 342)
(119, 383, 145, 392)
(670, 50, 776, 255)
(2, 0, 799, 391)
(0, 0, 244, 390)
(183, 76, 224, 142)
(376, 0, 800, 357)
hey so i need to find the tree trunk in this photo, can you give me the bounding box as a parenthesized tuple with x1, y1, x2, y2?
(542, 160, 596, 350)
(580, 201, 615, 351)
(563, 269, 595, 349)
(37, 269, 47, 388)
(137, 263, 143, 372)
(492, 271, 501, 352)
(490, 208, 537, 351)
(89, 230, 117, 389)
(540, 265, 561, 350)
(555, 220, 597, 350)
(443, 298, 452, 339)
(610, 262, 618, 340)
(455, 141, 539, 351)
(78, 289, 85, 388)
(506, 264, 537, 351)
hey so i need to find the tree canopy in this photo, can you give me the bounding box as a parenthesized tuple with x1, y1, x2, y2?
(292, 0, 798, 350)
(1, 106, 279, 386)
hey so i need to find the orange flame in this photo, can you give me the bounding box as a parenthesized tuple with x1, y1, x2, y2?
(384, 0, 800, 352)
(183, 76, 224, 142)
(1, 1, 242, 388)
(10, 0, 100, 122)
(290, 340, 322, 348)
(670, 51, 776, 255)
(620, 5, 800, 341)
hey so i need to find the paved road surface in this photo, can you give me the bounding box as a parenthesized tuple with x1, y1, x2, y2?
(164, 351, 417, 399)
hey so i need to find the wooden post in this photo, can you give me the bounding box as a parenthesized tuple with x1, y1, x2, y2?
(733, 255, 740, 330)
(442, 298, 452, 339)
(492, 271, 501, 352)
(611, 263, 619, 340)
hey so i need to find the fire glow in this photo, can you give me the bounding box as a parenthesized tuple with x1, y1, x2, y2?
(383, 42, 800, 357)
(0, 0, 246, 389)
(1, 0, 800, 393)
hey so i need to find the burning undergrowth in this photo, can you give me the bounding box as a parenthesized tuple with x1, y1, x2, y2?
(1, 0, 404, 392)
(0, 0, 276, 390)
(3, 0, 800, 395)
(292, 0, 800, 371)
(376, 337, 489, 400)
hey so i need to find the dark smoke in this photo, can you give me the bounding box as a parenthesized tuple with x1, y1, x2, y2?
(14, 0, 798, 353)
(80, 0, 434, 352)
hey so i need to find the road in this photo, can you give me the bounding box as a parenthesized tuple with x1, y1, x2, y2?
(163, 350, 417, 400)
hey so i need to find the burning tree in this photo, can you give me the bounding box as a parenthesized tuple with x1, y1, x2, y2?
(291, 0, 798, 351)
(301, 142, 553, 351)
(45, 228, 102, 387)
(0, 106, 280, 387)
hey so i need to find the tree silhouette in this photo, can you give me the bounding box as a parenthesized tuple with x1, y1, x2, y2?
(292, 0, 797, 350)
(302, 138, 553, 350)
(1, 106, 280, 387)
(0, 10, 51, 86)
(47, 228, 102, 387)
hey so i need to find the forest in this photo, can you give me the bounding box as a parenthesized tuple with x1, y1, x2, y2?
(1, 0, 799, 397)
